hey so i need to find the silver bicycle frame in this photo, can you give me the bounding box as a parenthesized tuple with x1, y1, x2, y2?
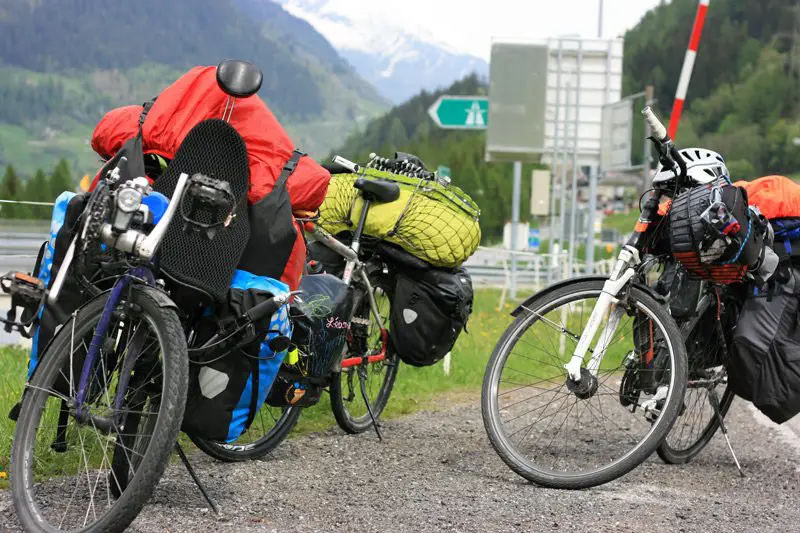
(306, 222, 385, 332)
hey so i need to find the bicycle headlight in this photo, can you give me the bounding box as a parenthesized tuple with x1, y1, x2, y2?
(117, 187, 142, 213)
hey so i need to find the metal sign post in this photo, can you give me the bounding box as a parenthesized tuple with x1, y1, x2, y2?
(510, 161, 522, 299)
(567, 41, 583, 278)
(486, 43, 549, 299)
(547, 41, 564, 284)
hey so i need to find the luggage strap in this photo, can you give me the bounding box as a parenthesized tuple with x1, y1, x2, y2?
(276, 149, 305, 190)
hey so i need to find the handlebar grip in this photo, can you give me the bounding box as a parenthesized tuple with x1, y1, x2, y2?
(321, 162, 353, 175)
(642, 106, 668, 142)
(331, 156, 360, 173)
(244, 292, 292, 323)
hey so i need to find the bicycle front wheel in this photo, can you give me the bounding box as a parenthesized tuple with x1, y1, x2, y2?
(10, 286, 188, 533)
(482, 279, 687, 489)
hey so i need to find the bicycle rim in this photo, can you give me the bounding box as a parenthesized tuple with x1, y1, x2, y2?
(482, 280, 687, 489)
(331, 275, 399, 433)
(190, 404, 302, 462)
(10, 288, 188, 533)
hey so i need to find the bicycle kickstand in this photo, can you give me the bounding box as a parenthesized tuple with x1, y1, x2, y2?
(709, 389, 745, 478)
(175, 442, 221, 514)
(358, 365, 383, 442)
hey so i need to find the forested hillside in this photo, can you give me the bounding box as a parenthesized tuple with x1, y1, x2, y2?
(333, 0, 800, 245)
(624, 0, 800, 177)
(334, 74, 545, 243)
(0, 159, 75, 219)
(0, 0, 387, 178)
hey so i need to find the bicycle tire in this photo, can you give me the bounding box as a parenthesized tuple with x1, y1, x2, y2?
(189, 405, 302, 462)
(657, 293, 736, 464)
(656, 386, 734, 464)
(10, 287, 188, 533)
(481, 279, 688, 490)
(330, 268, 399, 434)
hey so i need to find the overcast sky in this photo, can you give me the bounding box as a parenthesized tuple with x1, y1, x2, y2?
(291, 0, 665, 60)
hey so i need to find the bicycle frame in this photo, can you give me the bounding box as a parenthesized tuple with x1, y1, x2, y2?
(69, 173, 191, 421)
(563, 107, 686, 386)
(303, 220, 388, 370)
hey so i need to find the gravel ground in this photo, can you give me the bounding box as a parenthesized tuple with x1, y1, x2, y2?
(2, 395, 800, 533)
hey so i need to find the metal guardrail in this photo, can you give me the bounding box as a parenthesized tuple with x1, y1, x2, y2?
(0, 230, 47, 273)
(0, 232, 618, 310)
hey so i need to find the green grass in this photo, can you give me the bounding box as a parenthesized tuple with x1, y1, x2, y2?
(601, 211, 639, 235)
(0, 122, 99, 178)
(0, 289, 516, 487)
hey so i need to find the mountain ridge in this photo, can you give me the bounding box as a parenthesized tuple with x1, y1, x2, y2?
(0, 0, 388, 176)
(277, 0, 489, 103)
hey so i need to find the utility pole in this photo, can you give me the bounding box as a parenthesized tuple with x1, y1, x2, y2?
(642, 85, 655, 197)
(775, 1, 800, 117)
(598, 0, 604, 39)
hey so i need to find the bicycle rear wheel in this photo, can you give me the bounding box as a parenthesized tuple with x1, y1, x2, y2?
(10, 287, 188, 533)
(330, 268, 399, 434)
(482, 279, 688, 489)
(657, 297, 736, 464)
(189, 404, 302, 462)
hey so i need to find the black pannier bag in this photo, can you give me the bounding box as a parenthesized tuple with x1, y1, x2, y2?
(730, 267, 800, 424)
(390, 266, 473, 367)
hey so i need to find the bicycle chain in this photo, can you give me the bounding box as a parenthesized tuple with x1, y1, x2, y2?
(82, 191, 111, 253)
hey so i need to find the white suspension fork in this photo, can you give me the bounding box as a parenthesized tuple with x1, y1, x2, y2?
(564, 246, 640, 382)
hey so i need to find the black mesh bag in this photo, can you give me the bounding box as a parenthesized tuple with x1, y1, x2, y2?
(152, 118, 251, 305)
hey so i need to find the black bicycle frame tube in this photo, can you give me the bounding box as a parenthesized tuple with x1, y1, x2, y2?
(350, 197, 372, 252)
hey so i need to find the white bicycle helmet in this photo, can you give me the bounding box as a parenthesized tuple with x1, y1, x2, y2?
(652, 147, 730, 185)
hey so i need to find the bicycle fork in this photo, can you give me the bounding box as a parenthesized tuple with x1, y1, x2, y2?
(563, 246, 640, 390)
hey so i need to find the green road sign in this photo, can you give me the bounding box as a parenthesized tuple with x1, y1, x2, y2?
(437, 165, 451, 178)
(428, 96, 489, 130)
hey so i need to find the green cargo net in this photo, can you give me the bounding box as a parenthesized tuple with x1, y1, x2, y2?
(318, 167, 481, 268)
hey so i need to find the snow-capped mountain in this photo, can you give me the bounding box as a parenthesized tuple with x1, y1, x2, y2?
(275, 0, 489, 104)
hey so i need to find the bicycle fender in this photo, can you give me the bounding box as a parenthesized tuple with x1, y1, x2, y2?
(510, 275, 666, 317)
(137, 285, 179, 311)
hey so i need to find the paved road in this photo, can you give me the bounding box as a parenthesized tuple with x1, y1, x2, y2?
(2, 395, 800, 533)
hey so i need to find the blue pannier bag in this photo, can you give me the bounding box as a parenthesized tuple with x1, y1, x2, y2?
(771, 217, 800, 265)
(28, 191, 78, 378)
(181, 270, 293, 443)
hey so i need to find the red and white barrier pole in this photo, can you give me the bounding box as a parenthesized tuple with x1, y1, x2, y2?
(668, 0, 710, 140)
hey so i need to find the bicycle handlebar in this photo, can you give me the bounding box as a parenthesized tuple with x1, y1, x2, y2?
(641, 106, 688, 186)
(321, 162, 353, 175)
(244, 291, 297, 323)
(642, 106, 668, 142)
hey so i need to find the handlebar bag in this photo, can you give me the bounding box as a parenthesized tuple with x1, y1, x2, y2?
(390, 265, 473, 367)
(730, 267, 800, 424)
(288, 273, 354, 378)
(670, 180, 768, 284)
